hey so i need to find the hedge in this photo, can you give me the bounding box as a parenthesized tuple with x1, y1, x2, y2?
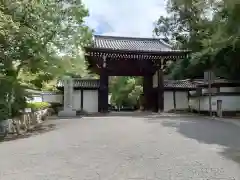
(27, 102, 50, 111)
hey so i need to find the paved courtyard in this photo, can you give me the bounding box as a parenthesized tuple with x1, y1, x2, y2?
(0, 113, 240, 180)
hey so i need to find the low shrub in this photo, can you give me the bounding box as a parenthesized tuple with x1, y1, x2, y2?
(27, 102, 50, 111)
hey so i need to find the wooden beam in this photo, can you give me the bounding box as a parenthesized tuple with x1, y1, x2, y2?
(86, 53, 187, 60)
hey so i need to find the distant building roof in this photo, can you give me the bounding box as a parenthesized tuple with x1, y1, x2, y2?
(57, 79, 100, 89)
(164, 80, 197, 90)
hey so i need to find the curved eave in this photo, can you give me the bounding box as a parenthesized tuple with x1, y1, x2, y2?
(84, 46, 191, 56)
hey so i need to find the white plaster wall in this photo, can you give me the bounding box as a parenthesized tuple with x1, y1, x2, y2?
(202, 88, 217, 94)
(189, 95, 240, 112)
(153, 71, 158, 88)
(189, 97, 200, 110)
(189, 96, 216, 111)
(163, 91, 189, 112)
(199, 96, 217, 111)
(27, 94, 63, 104)
(220, 96, 240, 111)
(27, 95, 43, 103)
(42, 94, 63, 104)
(83, 90, 98, 113)
(175, 91, 189, 109)
(73, 90, 81, 111)
(164, 91, 173, 112)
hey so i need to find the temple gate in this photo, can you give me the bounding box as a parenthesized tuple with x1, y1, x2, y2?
(84, 35, 189, 113)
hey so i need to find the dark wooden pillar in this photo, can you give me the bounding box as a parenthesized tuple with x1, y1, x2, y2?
(173, 90, 176, 111)
(99, 74, 108, 113)
(187, 91, 190, 110)
(99, 56, 109, 113)
(152, 88, 159, 112)
(143, 75, 153, 111)
(158, 69, 164, 112)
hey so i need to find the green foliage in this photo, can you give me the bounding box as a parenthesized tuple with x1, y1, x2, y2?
(27, 102, 50, 111)
(0, 0, 92, 75)
(109, 77, 143, 106)
(154, 0, 240, 79)
(0, 104, 9, 121)
(0, 76, 27, 120)
(19, 54, 94, 90)
(0, 0, 92, 118)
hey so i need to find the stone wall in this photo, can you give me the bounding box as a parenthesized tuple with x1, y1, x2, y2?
(0, 108, 50, 136)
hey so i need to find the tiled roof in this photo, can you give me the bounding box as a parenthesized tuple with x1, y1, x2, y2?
(164, 80, 197, 89)
(57, 78, 199, 89)
(93, 35, 174, 52)
(167, 79, 240, 88)
(57, 79, 100, 88)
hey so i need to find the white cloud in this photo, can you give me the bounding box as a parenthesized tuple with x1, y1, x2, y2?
(82, 0, 167, 37)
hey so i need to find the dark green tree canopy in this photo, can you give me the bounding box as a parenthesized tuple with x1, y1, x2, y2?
(0, 0, 93, 119)
(154, 0, 240, 80)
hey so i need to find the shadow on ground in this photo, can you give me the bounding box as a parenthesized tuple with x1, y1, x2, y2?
(145, 115, 240, 165)
(86, 111, 195, 118)
(85, 111, 153, 117)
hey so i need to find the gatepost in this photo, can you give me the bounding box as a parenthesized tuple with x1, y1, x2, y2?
(58, 76, 76, 117)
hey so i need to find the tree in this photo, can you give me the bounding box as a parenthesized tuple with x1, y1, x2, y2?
(109, 77, 142, 107)
(154, 0, 240, 80)
(0, 0, 92, 118)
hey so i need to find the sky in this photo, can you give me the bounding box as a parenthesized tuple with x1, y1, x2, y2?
(82, 0, 167, 38)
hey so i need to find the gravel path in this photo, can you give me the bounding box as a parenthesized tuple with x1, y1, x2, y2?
(0, 113, 240, 180)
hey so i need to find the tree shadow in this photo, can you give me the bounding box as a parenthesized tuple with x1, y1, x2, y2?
(97, 111, 195, 118)
(86, 111, 156, 117)
(149, 116, 240, 165)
